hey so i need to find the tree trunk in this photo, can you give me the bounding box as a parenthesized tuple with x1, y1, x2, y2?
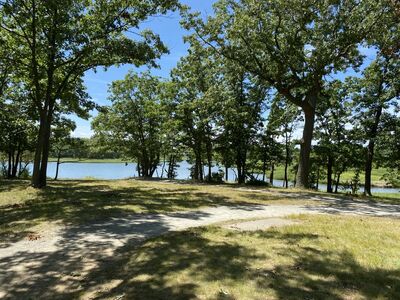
(269, 163, 274, 185)
(284, 157, 289, 188)
(38, 112, 53, 187)
(11, 148, 21, 178)
(262, 155, 267, 182)
(7, 151, 12, 178)
(335, 172, 341, 193)
(364, 106, 383, 196)
(54, 151, 61, 180)
(225, 166, 229, 182)
(32, 111, 47, 188)
(161, 154, 166, 179)
(295, 106, 316, 189)
(327, 155, 333, 193)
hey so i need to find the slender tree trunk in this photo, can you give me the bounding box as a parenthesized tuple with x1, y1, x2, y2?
(364, 106, 383, 196)
(11, 148, 21, 178)
(284, 158, 289, 188)
(262, 155, 267, 182)
(335, 172, 341, 193)
(7, 150, 12, 178)
(225, 166, 229, 182)
(296, 106, 316, 189)
(54, 151, 61, 180)
(161, 154, 166, 179)
(327, 155, 333, 193)
(284, 137, 290, 188)
(269, 163, 274, 185)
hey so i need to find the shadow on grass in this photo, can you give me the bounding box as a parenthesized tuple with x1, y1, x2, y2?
(0, 180, 269, 247)
(2, 226, 398, 299)
(83, 229, 400, 300)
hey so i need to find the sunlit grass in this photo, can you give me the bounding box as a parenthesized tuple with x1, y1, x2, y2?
(0, 179, 318, 243)
(82, 214, 400, 299)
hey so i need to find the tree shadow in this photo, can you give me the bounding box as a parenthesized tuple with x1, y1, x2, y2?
(0, 180, 238, 245)
(1, 223, 399, 299)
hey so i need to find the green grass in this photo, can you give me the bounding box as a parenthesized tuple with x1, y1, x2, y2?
(1, 179, 400, 299)
(78, 214, 400, 299)
(358, 192, 400, 204)
(273, 165, 393, 187)
(0, 179, 319, 245)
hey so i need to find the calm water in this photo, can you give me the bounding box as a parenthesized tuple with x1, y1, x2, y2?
(28, 161, 399, 194)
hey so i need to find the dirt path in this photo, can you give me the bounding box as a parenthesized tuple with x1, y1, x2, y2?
(1, 197, 399, 299)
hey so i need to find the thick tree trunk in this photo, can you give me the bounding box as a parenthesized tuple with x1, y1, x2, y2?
(295, 106, 315, 189)
(38, 113, 53, 187)
(327, 155, 333, 193)
(32, 112, 46, 187)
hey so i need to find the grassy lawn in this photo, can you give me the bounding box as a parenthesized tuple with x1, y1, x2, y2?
(0, 179, 320, 244)
(273, 165, 393, 187)
(79, 214, 400, 299)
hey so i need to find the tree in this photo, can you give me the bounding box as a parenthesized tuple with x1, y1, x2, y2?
(349, 57, 400, 195)
(50, 118, 76, 180)
(93, 71, 164, 178)
(375, 112, 400, 187)
(183, 0, 389, 188)
(264, 97, 300, 187)
(171, 42, 218, 181)
(0, 84, 36, 179)
(0, 0, 178, 188)
(214, 58, 267, 184)
(314, 81, 353, 193)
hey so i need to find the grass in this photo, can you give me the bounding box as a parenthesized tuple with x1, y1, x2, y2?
(1, 179, 399, 299)
(358, 192, 400, 205)
(273, 165, 393, 187)
(0, 179, 320, 245)
(76, 214, 400, 299)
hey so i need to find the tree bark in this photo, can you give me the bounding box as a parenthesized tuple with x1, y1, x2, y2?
(295, 105, 316, 188)
(32, 115, 46, 187)
(364, 105, 383, 196)
(327, 155, 333, 193)
(262, 155, 267, 182)
(54, 151, 61, 180)
(335, 172, 341, 193)
(38, 110, 53, 187)
(269, 163, 274, 185)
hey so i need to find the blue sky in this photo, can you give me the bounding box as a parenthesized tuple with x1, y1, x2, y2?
(72, 1, 215, 137)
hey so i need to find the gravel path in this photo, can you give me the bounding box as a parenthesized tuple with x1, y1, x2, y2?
(1, 196, 399, 299)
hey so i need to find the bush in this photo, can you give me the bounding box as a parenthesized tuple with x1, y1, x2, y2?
(205, 170, 224, 183)
(246, 175, 270, 187)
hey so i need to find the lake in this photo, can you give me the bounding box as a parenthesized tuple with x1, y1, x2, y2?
(33, 161, 399, 194)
